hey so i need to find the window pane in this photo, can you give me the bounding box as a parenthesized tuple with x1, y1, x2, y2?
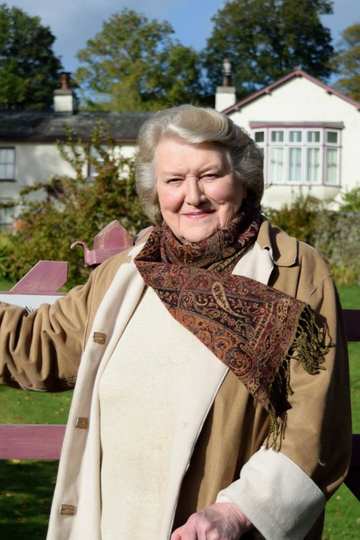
(271, 131, 284, 143)
(326, 149, 338, 185)
(269, 148, 284, 183)
(254, 131, 265, 143)
(0, 148, 14, 164)
(307, 148, 320, 183)
(0, 164, 6, 178)
(289, 148, 302, 182)
(289, 131, 302, 143)
(0, 205, 13, 226)
(6, 164, 15, 178)
(326, 131, 338, 144)
(307, 131, 320, 143)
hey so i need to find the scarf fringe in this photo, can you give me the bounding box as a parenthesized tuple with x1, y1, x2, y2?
(266, 305, 330, 450)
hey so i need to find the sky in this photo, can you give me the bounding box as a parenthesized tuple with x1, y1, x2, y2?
(4, 0, 360, 74)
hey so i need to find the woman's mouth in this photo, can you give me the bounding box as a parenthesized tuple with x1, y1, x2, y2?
(183, 211, 214, 219)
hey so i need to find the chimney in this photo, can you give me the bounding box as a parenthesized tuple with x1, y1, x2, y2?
(215, 59, 236, 112)
(54, 72, 77, 113)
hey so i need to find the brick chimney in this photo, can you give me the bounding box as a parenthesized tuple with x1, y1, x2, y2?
(54, 72, 77, 113)
(215, 59, 236, 112)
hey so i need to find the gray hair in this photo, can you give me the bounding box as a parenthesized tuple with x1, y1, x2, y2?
(136, 105, 264, 223)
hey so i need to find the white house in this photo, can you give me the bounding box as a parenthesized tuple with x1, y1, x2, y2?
(0, 74, 149, 228)
(1, 69, 359, 227)
(220, 68, 360, 209)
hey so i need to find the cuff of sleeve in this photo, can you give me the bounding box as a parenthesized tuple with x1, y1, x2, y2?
(216, 447, 326, 540)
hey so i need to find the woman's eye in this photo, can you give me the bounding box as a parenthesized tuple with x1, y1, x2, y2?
(202, 174, 218, 180)
(166, 178, 184, 185)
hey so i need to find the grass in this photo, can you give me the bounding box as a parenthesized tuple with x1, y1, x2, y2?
(0, 461, 58, 539)
(0, 279, 359, 539)
(0, 388, 73, 425)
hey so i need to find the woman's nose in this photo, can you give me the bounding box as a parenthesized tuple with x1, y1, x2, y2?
(184, 178, 205, 206)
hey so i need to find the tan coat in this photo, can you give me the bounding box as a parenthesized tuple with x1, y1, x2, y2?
(0, 220, 351, 540)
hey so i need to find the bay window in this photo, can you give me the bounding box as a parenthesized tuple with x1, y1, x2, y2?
(252, 124, 341, 186)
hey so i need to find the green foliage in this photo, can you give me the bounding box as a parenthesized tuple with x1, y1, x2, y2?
(203, 0, 334, 98)
(263, 193, 321, 245)
(333, 23, 360, 102)
(75, 8, 206, 111)
(338, 186, 360, 212)
(0, 3, 62, 110)
(0, 123, 151, 287)
(314, 210, 360, 285)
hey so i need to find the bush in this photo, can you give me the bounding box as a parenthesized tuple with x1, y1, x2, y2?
(338, 186, 360, 212)
(0, 124, 151, 287)
(263, 193, 322, 245)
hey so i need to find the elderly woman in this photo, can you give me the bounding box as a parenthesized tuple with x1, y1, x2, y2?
(0, 105, 351, 540)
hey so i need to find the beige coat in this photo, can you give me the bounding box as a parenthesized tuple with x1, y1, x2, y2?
(0, 220, 351, 540)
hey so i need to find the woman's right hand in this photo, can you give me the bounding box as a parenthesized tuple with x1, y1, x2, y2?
(170, 502, 252, 539)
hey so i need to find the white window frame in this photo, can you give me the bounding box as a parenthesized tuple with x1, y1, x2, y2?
(252, 126, 341, 187)
(0, 147, 16, 181)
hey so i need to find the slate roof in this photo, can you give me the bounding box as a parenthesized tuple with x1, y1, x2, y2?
(0, 111, 153, 142)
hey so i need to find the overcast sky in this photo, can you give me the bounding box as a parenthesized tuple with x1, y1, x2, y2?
(4, 0, 360, 74)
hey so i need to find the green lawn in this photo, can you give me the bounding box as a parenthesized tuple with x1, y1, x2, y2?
(0, 281, 359, 538)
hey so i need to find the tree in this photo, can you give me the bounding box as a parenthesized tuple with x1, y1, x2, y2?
(75, 8, 206, 111)
(0, 124, 151, 286)
(203, 0, 334, 99)
(0, 4, 63, 110)
(333, 23, 360, 102)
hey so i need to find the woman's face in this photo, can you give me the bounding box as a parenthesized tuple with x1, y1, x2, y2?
(155, 137, 246, 244)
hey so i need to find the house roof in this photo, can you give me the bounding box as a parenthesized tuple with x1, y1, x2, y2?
(0, 110, 153, 142)
(223, 68, 360, 114)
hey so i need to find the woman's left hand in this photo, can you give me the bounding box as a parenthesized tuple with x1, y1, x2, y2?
(170, 502, 252, 539)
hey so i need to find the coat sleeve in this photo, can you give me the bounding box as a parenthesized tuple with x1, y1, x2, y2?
(217, 272, 352, 539)
(0, 270, 98, 392)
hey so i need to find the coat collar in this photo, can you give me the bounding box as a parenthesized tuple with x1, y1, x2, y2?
(257, 218, 298, 267)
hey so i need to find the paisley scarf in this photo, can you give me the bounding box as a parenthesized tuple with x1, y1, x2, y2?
(134, 208, 329, 447)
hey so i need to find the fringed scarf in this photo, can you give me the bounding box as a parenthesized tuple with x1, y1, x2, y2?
(134, 208, 329, 448)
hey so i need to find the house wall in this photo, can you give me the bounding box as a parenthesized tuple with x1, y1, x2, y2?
(0, 141, 137, 227)
(228, 76, 360, 209)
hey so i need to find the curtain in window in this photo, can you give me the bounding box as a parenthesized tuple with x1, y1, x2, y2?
(271, 131, 284, 143)
(269, 148, 284, 183)
(306, 148, 320, 183)
(289, 148, 302, 183)
(326, 149, 338, 185)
